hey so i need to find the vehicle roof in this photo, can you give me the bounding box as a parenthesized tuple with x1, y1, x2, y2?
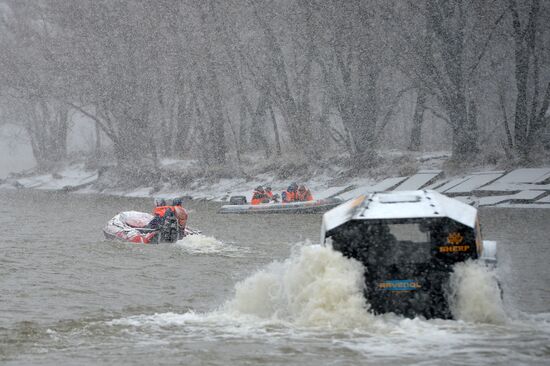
(322, 190, 477, 240)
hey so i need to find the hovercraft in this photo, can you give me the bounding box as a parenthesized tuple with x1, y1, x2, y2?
(321, 190, 497, 319)
(103, 210, 199, 244)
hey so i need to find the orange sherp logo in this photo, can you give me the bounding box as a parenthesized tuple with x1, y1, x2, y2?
(447, 232, 463, 245)
(439, 245, 470, 253)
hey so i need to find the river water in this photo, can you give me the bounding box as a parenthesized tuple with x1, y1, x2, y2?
(0, 190, 549, 365)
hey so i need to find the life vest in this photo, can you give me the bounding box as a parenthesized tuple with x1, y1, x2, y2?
(282, 191, 296, 203)
(251, 191, 270, 205)
(153, 205, 188, 228)
(153, 206, 171, 218)
(295, 189, 313, 202)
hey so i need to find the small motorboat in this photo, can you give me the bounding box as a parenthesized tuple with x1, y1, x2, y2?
(321, 190, 497, 319)
(103, 210, 200, 244)
(218, 196, 343, 214)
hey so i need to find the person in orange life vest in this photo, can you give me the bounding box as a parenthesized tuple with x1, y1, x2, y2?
(151, 198, 188, 231)
(171, 198, 189, 230)
(282, 182, 298, 203)
(265, 186, 280, 202)
(265, 186, 274, 199)
(251, 186, 270, 205)
(295, 185, 313, 202)
(147, 199, 166, 230)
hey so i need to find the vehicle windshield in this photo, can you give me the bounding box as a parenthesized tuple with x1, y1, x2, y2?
(365, 223, 433, 265)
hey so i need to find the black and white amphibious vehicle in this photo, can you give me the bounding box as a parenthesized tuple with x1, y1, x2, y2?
(321, 190, 497, 319)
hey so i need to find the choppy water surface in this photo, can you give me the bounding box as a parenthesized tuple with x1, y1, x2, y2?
(0, 190, 549, 365)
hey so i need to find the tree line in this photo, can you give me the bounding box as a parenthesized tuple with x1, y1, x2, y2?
(0, 0, 549, 174)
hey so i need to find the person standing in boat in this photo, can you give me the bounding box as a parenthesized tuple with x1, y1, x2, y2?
(149, 198, 188, 236)
(251, 186, 271, 205)
(171, 198, 189, 236)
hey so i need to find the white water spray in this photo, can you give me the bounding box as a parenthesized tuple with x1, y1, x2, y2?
(99, 243, 550, 366)
(223, 244, 508, 326)
(448, 260, 507, 324)
(222, 244, 377, 328)
(175, 234, 244, 255)
(110, 244, 511, 336)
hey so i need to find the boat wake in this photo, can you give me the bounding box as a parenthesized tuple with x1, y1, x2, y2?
(174, 234, 249, 256)
(98, 245, 550, 364)
(221, 244, 509, 325)
(112, 244, 510, 329)
(107, 243, 512, 332)
(43, 244, 549, 364)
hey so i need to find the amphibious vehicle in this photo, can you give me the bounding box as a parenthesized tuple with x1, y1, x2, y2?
(321, 190, 497, 319)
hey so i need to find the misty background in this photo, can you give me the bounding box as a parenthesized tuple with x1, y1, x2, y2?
(0, 0, 549, 184)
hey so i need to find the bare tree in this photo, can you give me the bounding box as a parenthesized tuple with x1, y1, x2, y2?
(507, 0, 550, 161)
(0, 1, 69, 170)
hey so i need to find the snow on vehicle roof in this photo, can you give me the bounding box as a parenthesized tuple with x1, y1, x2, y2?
(322, 190, 477, 240)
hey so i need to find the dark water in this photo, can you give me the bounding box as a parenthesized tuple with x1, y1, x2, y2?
(0, 190, 549, 365)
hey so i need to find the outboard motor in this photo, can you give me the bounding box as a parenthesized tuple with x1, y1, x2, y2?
(229, 196, 247, 205)
(160, 208, 180, 243)
(321, 190, 496, 319)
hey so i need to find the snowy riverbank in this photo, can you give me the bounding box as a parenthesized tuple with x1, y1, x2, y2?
(2, 152, 550, 208)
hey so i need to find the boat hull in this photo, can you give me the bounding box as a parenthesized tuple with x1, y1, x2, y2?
(103, 210, 199, 244)
(218, 197, 342, 214)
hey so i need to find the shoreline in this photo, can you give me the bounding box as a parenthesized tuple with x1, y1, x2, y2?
(2, 161, 550, 209)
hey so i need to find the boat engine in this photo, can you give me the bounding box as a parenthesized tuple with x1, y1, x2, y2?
(158, 208, 180, 243)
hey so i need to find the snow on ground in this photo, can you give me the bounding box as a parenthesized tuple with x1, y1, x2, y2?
(476, 168, 550, 193)
(2, 153, 550, 208)
(536, 195, 550, 203)
(338, 177, 406, 201)
(7, 163, 98, 191)
(160, 158, 195, 168)
(477, 190, 547, 206)
(393, 170, 441, 191)
(443, 171, 505, 194)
